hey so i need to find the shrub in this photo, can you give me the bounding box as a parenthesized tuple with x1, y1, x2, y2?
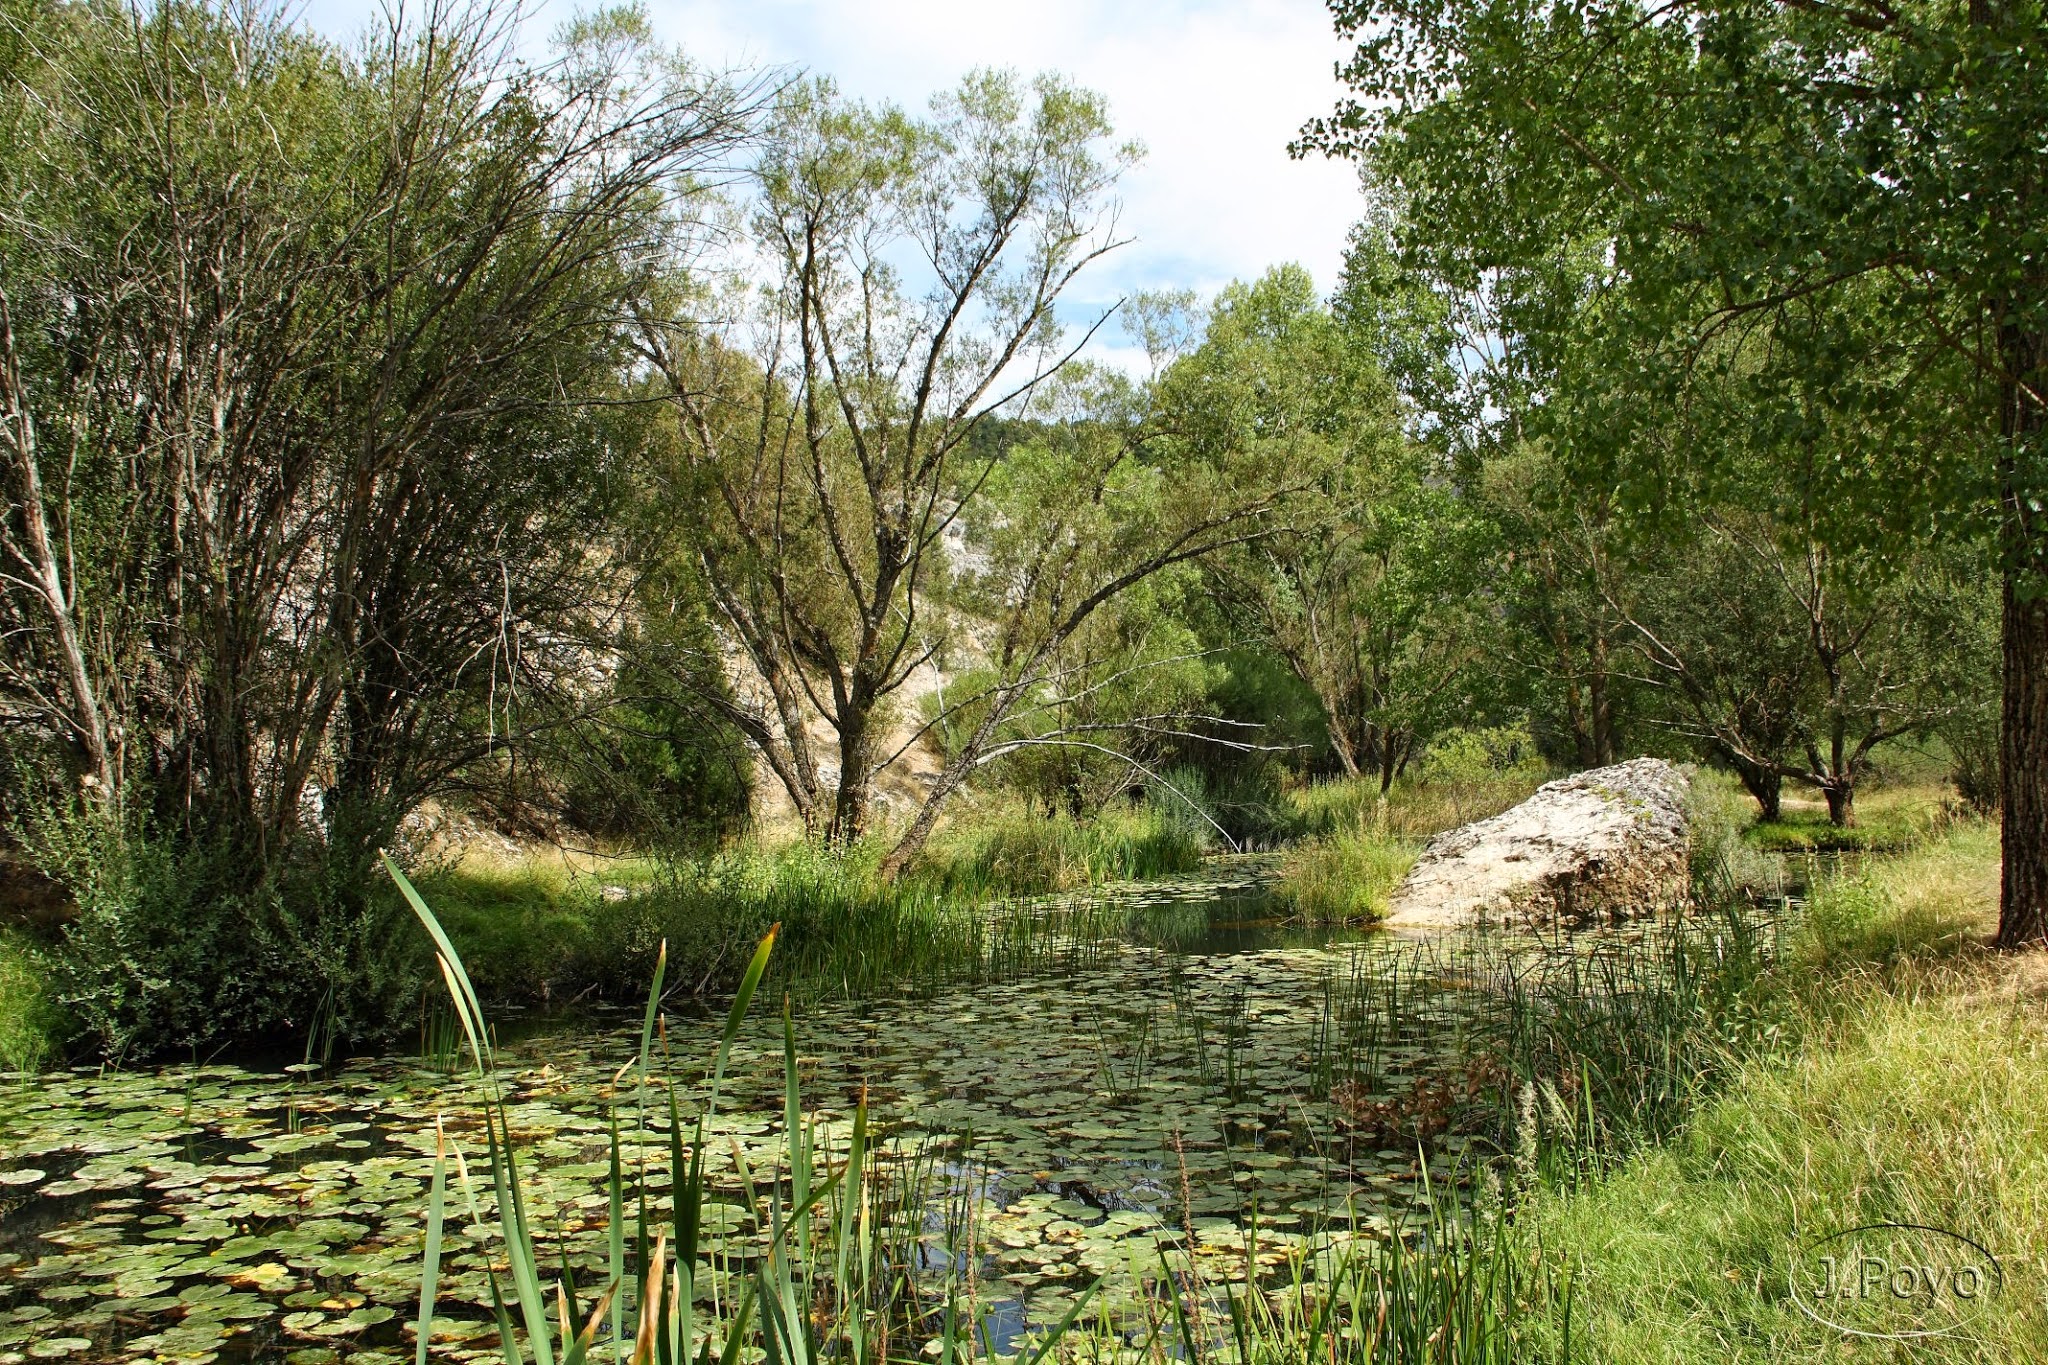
(25, 805, 421, 1060)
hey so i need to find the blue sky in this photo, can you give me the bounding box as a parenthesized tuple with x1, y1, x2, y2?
(304, 0, 1366, 367)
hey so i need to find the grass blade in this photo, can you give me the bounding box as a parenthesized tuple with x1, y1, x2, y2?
(415, 1118, 449, 1365)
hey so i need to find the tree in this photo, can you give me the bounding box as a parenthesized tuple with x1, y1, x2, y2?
(1478, 443, 1636, 770)
(1616, 507, 1986, 824)
(639, 74, 1293, 873)
(0, 1, 760, 1048)
(1303, 0, 2044, 941)
(1177, 268, 1480, 790)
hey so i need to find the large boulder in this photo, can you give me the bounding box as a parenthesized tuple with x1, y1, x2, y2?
(1384, 759, 1692, 929)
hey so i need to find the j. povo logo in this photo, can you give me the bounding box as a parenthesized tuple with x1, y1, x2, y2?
(1789, 1222, 2002, 1339)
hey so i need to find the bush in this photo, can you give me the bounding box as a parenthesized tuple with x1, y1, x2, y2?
(1157, 760, 1303, 849)
(1744, 808, 1937, 853)
(26, 805, 421, 1061)
(1790, 819, 1996, 977)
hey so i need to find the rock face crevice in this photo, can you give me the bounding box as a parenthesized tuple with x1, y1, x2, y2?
(1385, 758, 1692, 929)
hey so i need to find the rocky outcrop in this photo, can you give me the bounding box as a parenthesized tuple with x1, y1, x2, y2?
(1385, 759, 1692, 929)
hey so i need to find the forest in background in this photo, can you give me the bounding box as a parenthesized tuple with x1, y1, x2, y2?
(0, 0, 2024, 1061)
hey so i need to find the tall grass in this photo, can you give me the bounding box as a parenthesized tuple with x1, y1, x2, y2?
(1518, 987, 2048, 1361)
(914, 801, 1209, 899)
(1289, 766, 1551, 844)
(0, 930, 60, 1074)
(1785, 817, 1997, 982)
(425, 840, 1128, 1009)
(1271, 766, 1544, 924)
(1501, 817, 2048, 1362)
(1271, 828, 1417, 923)
(1465, 907, 1789, 1187)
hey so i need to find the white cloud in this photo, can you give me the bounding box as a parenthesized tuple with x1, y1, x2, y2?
(304, 0, 1365, 362)
(655, 0, 1361, 287)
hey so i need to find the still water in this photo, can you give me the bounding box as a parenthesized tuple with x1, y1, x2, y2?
(0, 861, 1681, 1363)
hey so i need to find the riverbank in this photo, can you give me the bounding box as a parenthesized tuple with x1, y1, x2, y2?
(1510, 818, 2048, 1360)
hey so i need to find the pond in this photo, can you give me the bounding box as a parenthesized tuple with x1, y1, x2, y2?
(0, 861, 1719, 1364)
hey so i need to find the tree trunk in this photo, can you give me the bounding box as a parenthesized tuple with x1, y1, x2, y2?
(1732, 758, 1782, 822)
(828, 709, 875, 847)
(1821, 779, 1855, 828)
(1996, 291, 2048, 944)
(1560, 664, 1597, 768)
(1588, 633, 1616, 766)
(1324, 701, 1362, 779)
(1999, 568, 2048, 945)
(1984, 0, 2048, 949)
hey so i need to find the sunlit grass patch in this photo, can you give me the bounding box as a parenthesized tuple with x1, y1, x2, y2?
(913, 800, 1208, 897)
(1517, 819, 2046, 1363)
(1522, 968, 2048, 1362)
(1289, 767, 1551, 843)
(1272, 827, 1418, 922)
(1746, 780, 1955, 852)
(0, 930, 61, 1074)
(1790, 818, 1998, 978)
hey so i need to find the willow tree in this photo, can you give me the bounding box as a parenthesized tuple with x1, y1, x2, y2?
(1304, 0, 2047, 943)
(640, 74, 1293, 867)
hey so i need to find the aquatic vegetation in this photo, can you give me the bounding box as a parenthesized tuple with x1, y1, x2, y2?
(428, 842, 1107, 1010)
(913, 804, 1208, 899)
(1270, 831, 1417, 924)
(0, 864, 1542, 1362)
(0, 849, 1815, 1365)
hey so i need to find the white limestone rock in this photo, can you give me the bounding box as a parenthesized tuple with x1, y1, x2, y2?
(1385, 758, 1692, 929)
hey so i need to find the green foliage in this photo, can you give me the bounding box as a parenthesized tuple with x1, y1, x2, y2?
(1305, 0, 2036, 927)
(0, 930, 62, 1074)
(1174, 267, 1489, 784)
(1746, 814, 1931, 854)
(0, 1, 759, 1056)
(1682, 767, 1781, 902)
(27, 804, 419, 1059)
(427, 837, 1139, 1008)
(912, 800, 1207, 898)
(1413, 724, 1547, 824)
